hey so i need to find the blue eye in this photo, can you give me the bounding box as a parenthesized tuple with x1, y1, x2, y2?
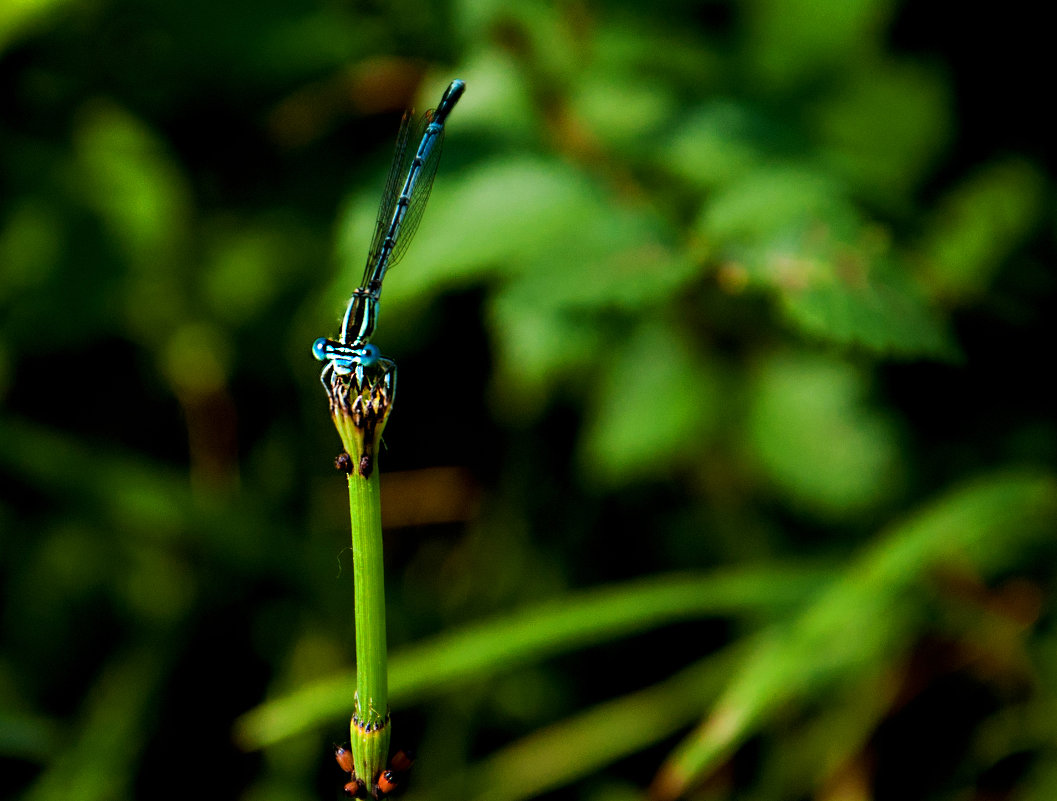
(360, 344, 381, 366)
(311, 338, 329, 361)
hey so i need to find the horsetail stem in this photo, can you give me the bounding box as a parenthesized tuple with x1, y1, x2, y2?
(326, 362, 396, 789)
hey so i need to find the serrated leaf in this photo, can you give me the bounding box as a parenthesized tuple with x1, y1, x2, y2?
(700, 166, 955, 357)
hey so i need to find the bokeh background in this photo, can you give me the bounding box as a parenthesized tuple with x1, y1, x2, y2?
(2, 1, 1055, 800)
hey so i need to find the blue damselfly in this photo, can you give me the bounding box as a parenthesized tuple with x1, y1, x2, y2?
(313, 79, 465, 388)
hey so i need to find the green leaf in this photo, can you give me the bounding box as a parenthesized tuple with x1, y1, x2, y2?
(654, 471, 1057, 798)
(810, 62, 952, 201)
(0, 0, 75, 53)
(700, 166, 955, 357)
(776, 253, 956, 358)
(435, 648, 748, 801)
(580, 323, 720, 486)
(746, 352, 902, 518)
(487, 291, 607, 417)
(746, 0, 897, 87)
(916, 158, 1047, 302)
(659, 101, 774, 191)
(234, 566, 830, 749)
(72, 101, 191, 267)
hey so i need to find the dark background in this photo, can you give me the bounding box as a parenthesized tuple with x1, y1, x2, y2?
(2, 1, 1055, 800)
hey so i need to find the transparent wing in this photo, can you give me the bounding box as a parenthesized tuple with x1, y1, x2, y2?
(360, 108, 445, 289)
(360, 110, 418, 288)
(385, 109, 444, 273)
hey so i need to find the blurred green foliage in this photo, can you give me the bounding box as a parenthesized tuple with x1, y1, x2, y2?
(1, 1, 1055, 800)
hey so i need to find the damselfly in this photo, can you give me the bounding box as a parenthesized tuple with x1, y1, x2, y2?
(313, 79, 465, 388)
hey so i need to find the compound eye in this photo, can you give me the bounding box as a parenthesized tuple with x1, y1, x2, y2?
(312, 338, 329, 361)
(360, 344, 381, 366)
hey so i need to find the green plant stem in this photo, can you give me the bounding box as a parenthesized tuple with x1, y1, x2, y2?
(349, 465, 388, 720)
(347, 456, 391, 784)
(326, 365, 397, 790)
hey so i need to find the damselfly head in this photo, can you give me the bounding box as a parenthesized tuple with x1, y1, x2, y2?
(312, 337, 329, 362)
